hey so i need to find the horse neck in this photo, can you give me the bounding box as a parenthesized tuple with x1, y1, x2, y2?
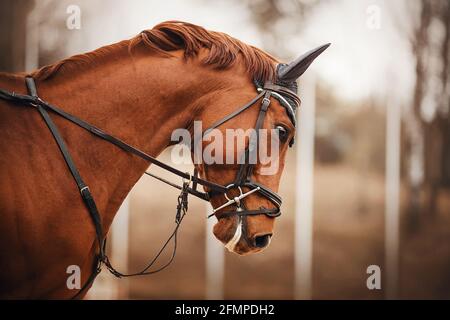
(36, 49, 219, 229)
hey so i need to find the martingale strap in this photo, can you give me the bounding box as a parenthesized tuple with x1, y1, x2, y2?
(18, 77, 199, 298)
(24, 78, 105, 299)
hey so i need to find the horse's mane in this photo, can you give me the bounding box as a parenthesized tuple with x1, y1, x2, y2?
(31, 21, 278, 83)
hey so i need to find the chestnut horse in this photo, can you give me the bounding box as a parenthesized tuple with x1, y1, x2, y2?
(0, 21, 328, 299)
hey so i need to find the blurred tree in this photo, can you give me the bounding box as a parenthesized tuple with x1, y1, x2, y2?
(0, 0, 74, 72)
(0, 0, 35, 72)
(34, 0, 70, 67)
(240, 0, 322, 58)
(403, 0, 450, 229)
(423, 0, 450, 216)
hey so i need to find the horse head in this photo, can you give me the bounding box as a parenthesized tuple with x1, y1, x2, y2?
(194, 43, 330, 255)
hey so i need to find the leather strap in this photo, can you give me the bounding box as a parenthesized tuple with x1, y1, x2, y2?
(215, 207, 280, 219)
(198, 90, 283, 218)
(202, 91, 265, 136)
(202, 91, 283, 218)
(242, 91, 271, 181)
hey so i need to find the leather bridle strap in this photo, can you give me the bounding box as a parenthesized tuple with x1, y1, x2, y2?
(202, 92, 265, 137)
(202, 92, 271, 188)
(204, 91, 284, 218)
(240, 92, 271, 182)
(215, 207, 279, 219)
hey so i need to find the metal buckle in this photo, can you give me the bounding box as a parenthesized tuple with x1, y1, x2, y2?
(182, 172, 193, 187)
(262, 97, 271, 105)
(80, 186, 90, 194)
(29, 96, 43, 109)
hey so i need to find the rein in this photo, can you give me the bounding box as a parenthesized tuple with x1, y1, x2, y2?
(0, 76, 299, 298)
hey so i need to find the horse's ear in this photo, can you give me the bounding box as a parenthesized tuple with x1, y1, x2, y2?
(277, 43, 331, 82)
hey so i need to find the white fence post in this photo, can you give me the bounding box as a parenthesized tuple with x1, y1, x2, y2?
(294, 73, 316, 300)
(86, 196, 130, 299)
(205, 204, 224, 299)
(110, 195, 130, 298)
(385, 100, 400, 299)
(25, 3, 39, 71)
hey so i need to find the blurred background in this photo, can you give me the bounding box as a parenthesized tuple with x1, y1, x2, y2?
(1, 0, 449, 299)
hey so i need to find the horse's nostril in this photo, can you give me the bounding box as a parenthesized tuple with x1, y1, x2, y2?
(253, 234, 272, 248)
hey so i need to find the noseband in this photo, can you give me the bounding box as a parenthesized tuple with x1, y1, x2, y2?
(0, 76, 299, 297)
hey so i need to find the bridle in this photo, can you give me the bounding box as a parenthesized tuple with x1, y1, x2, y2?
(200, 84, 300, 219)
(0, 76, 300, 297)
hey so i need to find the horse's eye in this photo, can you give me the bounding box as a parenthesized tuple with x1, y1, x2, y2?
(275, 124, 289, 143)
